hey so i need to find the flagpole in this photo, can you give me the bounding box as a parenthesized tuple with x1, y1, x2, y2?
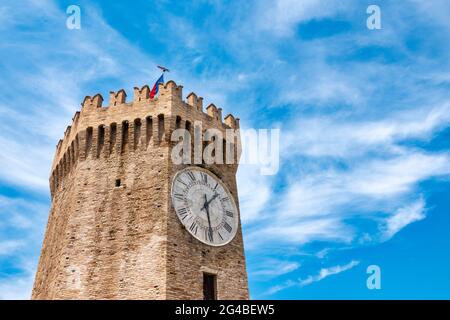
(150, 66, 169, 99)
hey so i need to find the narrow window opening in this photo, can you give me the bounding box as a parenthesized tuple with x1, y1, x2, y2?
(110, 123, 117, 153)
(121, 121, 129, 153)
(203, 273, 217, 300)
(158, 114, 165, 142)
(211, 136, 216, 158)
(97, 125, 105, 157)
(55, 165, 60, 187)
(185, 121, 192, 163)
(66, 152, 70, 172)
(70, 142, 75, 165)
(62, 155, 66, 176)
(70, 147, 74, 167)
(175, 115, 182, 129)
(223, 139, 227, 164)
(85, 127, 93, 157)
(115, 179, 121, 187)
(134, 118, 141, 149)
(74, 135, 79, 161)
(146, 116, 153, 145)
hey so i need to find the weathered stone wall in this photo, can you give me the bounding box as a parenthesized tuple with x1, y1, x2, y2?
(32, 81, 248, 299)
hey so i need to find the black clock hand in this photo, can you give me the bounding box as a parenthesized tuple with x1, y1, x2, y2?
(200, 192, 219, 211)
(201, 194, 208, 211)
(205, 192, 219, 208)
(203, 194, 214, 242)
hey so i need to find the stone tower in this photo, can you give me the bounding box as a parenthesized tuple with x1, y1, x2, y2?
(32, 80, 249, 299)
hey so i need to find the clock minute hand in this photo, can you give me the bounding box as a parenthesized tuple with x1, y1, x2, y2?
(203, 194, 214, 242)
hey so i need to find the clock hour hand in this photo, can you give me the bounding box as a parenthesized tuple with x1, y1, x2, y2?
(205, 192, 219, 208)
(200, 193, 218, 211)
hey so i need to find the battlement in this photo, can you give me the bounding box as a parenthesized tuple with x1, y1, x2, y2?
(133, 85, 150, 102)
(78, 81, 193, 107)
(76, 80, 235, 125)
(109, 89, 127, 106)
(186, 92, 202, 112)
(82, 94, 103, 109)
(50, 80, 240, 198)
(224, 114, 240, 129)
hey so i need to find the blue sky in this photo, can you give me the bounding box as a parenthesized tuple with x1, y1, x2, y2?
(1, 0, 450, 299)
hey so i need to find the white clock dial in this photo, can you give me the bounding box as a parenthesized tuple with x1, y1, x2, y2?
(171, 167, 239, 246)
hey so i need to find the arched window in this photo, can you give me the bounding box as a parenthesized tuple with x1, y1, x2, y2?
(158, 114, 165, 142)
(146, 116, 153, 146)
(134, 118, 141, 149)
(74, 135, 79, 161)
(85, 127, 93, 157)
(223, 139, 227, 164)
(110, 123, 117, 153)
(121, 121, 129, 153)
(97, 125, 105, 157)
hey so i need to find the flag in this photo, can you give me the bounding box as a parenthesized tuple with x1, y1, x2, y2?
(150, 74, 164, 99)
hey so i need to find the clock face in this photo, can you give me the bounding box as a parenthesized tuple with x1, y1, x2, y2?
(171, 167, 239, 246)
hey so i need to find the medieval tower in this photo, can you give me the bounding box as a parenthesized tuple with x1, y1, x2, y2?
(32, 80, 249, 299)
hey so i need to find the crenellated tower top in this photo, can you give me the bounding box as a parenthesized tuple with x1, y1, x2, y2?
(49, 80, 240, 198)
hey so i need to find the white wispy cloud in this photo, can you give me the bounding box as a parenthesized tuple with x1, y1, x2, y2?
(256, 0, 349, 36)
(298, 260, 360, 287)
(315, 248, 330, 259)
(0, 240, 25, 256)
(283, 102, 450, 159)
(0, 194, 48, 299)
(0, 273, 34, 300)
(0, 195, 48, 230)
(410, 0, 450, 30)
(382, 198, 426, 240)
(266, 260, 360, 295)
(238, 9, 450, 248)
(252, 260, 300, 277)
(237, 165, 272, 223)
(0, 256, 36, 300)
(245, 150, 450, 249)
(246, 218, 354, 250)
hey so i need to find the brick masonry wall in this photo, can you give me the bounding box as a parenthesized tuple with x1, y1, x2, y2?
(31, 81, 248, 300)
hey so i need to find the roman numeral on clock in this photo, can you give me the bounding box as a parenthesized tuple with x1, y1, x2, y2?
(225, 210, 234, 217)
(221, 196, 229, 203)
(223, 222, 232, 233)
(177, 178, 188, 187)
(189, 221, 198, 235)
(177, 207, 188, 218)
(205, 228, 214, 242)
(174, 193, 184, 201)
(186, 171, 196, 182)
(201, 173, 208, 184)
